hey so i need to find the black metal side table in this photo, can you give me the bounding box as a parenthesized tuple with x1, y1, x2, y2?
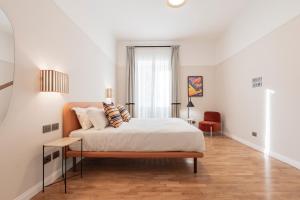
(43, 137, 83, 193)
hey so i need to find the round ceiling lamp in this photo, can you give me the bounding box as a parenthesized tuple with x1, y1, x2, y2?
(167, 0, 186, 8)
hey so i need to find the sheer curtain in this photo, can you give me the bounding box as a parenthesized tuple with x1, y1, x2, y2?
(135, 47, 172, 118)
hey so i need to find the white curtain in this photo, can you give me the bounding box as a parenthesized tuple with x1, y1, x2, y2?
(135, 47, 172, 118)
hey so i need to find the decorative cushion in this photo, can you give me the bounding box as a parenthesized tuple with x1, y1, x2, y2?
(72, 107, 93, 130)
(199, 121, 221, 132)
(103, 102, 123, 128)
(87, 108, 109, 130)
(117, 105, 131, 122)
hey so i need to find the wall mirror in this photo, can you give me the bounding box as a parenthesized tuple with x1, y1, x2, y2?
(0, 9, 14, 124)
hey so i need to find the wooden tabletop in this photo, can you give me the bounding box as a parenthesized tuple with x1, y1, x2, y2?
(44, 137, 81, 147)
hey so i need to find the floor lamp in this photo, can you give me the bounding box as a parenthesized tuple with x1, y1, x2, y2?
(187, 97, 194, 119)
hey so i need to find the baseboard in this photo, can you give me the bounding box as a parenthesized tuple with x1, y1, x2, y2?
(225, 133, 300, 170)
(14, 168, 63, 200)
(270, 151, 300, 170)
(14, 159, 79, 200)
(226, 133, 264, 152)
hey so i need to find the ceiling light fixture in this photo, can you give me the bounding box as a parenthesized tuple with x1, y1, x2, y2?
(167, 0, 186, 8)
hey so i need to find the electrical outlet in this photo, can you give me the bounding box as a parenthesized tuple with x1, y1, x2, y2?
(52, 123, 59, 131)
(42, 124, 52, 133)
(52, 150, 60, 160)
(43, 154, 51, 164)
(252, 132, 258, 137)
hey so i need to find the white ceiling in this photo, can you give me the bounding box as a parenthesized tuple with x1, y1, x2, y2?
(54, 0, 251, 41)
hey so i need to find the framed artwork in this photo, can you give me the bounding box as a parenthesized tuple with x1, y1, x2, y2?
(188, 76, 203, 97)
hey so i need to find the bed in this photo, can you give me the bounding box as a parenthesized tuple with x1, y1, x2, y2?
(63, 102, 205, 173)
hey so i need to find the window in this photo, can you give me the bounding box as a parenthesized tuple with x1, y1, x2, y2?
(135, 47, 172, 118)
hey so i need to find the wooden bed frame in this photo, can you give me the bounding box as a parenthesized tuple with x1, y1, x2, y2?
(63, 102, 204, 173)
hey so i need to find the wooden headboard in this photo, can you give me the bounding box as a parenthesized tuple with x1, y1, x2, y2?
(63, 102, 103, 137)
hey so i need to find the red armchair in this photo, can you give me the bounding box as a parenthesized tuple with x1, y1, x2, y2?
(199, 112, 222, 136)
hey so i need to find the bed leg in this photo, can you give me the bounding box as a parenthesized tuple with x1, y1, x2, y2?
(193, 158, 197, 174)
(72, 157, 77, 172)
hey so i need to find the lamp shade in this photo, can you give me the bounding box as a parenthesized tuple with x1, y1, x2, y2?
(106, 88, 112, 98)
(187, 101, 194, 108)
(187, 97, 194, 107)
(40, 70, 69, 93)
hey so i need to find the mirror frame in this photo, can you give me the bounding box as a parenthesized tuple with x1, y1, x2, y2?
(0, 8, 15, 124)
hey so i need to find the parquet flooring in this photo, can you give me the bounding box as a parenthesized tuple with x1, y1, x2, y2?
(33, 136, 300, 200)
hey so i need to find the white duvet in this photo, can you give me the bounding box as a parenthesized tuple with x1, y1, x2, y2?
(69, 118, 205, 152)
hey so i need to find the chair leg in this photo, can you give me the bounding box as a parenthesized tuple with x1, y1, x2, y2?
(221, 120, 223, 136)
(193, 158, 197, 174)
(210, 126, 213, 137)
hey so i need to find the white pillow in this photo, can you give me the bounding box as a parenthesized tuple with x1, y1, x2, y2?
(72, 107, 94, 130)
(87, 108, 109, 130)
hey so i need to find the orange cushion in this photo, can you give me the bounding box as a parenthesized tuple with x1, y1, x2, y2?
(199, 121, 221, 132)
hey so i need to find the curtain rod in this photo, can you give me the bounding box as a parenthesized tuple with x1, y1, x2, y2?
(132, 46, 172, 48)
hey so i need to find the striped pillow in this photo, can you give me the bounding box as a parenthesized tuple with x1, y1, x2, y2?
(117, 105, 131, 122)
(103, 102, 123, 128)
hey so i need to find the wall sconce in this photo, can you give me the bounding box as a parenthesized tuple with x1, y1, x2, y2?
(40, 70, 69, 93)
(106, 88, 112, 98)
(105, 88, 112, 103)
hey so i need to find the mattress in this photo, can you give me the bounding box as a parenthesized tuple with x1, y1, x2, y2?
(69, 118, 205, 152)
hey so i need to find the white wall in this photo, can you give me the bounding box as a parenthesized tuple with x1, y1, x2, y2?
(216, 14, 300, 169)
(53, 0, 116, 62)
(179, 65, 216, 123)
(0, 0, 116, 199)
(216, 0, 300, 63)
(116, 38, 217, 123)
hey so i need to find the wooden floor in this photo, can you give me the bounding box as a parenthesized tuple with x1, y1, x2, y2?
(33, 136, 300, 200)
